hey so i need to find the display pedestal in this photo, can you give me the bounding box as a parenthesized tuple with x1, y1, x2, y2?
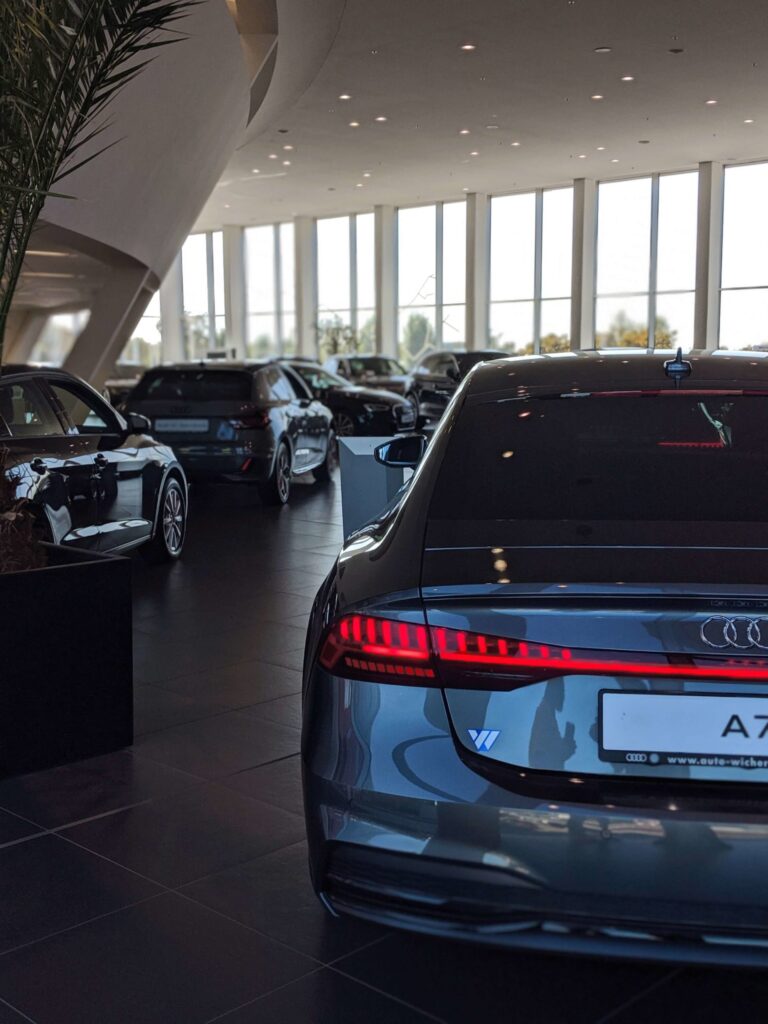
(338, 436, 406, 537)
(0, 543, 133, 777)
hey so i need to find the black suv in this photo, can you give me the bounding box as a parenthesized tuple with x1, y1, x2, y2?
(125, 361, 334, 505)
(323, 355, 409, 395)
(404, 348, 506, 423)
(1, 366, 187, 560)
(281, 361, 414, 437)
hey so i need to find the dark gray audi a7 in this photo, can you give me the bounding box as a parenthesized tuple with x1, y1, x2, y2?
(302, 348, 768, 965)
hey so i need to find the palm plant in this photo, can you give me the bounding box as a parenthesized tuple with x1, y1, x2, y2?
(0, 0, 198, 363)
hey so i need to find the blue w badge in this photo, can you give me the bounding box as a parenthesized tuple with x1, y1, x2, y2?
(468, 729, 500, 752)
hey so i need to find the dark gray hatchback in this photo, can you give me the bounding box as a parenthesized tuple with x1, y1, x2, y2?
(303, 348, 768, 965)
(126, 361, 334, 504)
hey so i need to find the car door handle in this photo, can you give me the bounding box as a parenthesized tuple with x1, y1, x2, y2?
(30, 457, 46, 475)
(94, 453, 109, 469)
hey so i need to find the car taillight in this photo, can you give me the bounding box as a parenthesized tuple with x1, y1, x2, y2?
(229, 411, 270, 430)
(319, 615, 768, 685)
(319, 615, 435, 679)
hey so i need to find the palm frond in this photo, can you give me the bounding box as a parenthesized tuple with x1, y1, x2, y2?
(0, 0, 199, 360)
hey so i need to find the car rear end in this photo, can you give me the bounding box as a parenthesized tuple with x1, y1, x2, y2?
(128, 366, 275, 482)
(303, 365, 768, 964)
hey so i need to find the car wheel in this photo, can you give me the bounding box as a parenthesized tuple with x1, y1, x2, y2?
(258, 441, 291, 505)
(314, 430, 337, 483)
(332, 411, 356, 437)
(142, 477, 186, 563)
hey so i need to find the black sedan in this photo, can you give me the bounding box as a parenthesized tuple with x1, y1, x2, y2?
(404, 348, 506, 423)
(281, 361, 415, 437)
(323, 355, 409, 395)
(125, 361, 334, 504)
(1, 365, 187, 560)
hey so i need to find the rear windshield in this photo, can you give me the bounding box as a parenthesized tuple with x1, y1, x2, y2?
(132, 370, 253, 402)
(349, 358, 404, 376)
(430, 394, 768, 522)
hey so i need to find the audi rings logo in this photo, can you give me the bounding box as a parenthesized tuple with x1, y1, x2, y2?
(700, 615, 768, 650)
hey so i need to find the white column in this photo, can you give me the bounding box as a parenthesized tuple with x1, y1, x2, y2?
(465, 192, 490, 350)
(693, 161, 724, 349)
(374, 204, 397, 356)
(294, 215, 316, 357)
(159, 253, 185, 363)
(223, 225, 246, 358)
(4, 310, 48, 364)
(570, 177, 598, 350)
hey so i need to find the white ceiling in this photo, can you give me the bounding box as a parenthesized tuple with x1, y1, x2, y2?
(195, 0, 768, 231)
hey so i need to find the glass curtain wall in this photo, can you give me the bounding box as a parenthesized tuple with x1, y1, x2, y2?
(245, 222, 295, 357)
(181, 231, 225, 359)
(720, 162, 768, 350)
(121, 291, 162, 367)
(397, 201, 466, 365)
(490, 187, 573, 354)
(316, 213, 375, 360)
(595, 172, 698, 349)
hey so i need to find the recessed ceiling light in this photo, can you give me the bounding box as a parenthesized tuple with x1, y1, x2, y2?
(282, 160, 291, 166)
(370, 48, 379, 54)
(578, 153, 587, 158)
(470, 150, 479, 156)
(356, 182, 363, 187)
(591, 94, 604, 100)
(252, 168, 259, 173)
(510, 141, 521, 146)
(706, 98, 717, 105)
(269, 153, 278, 159)
(621, 75, 635, 81)
(460, 43, 476, 51)
(283, 144, 294, 151)
(374, 115, 388, 122)
(224, 204, 230, 208)
(459, 128, 470, 135)
(638, 139, 650, 144)
(594, 46, 612, 53)
(363, 172, 371, 177)
(596, 145, 606, 150)
(339, 93, 351, 100)
(462, 186, 470, 191)
(745, 118, 755, 124)
(349, 121, 360, 127)
(486, 124, 499, 129)
(611, 157, 620, 163)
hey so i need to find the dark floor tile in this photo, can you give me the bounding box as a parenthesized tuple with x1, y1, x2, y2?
(134, 625, 276, 685)
(244, 694, 302, 731)
(65, 782, 305, 887)
(0, 892, 314, 1024)
(157, 658, 301, 709)
(222, 754, 303, 814)
(606, 966, 768, 1023)
(0, 810, 40, 848)
(0, 751, 198, 829)
(134, 684, 233, 736)
(183, 841, 385, 963)
(336, 932, 674, 1024)
(0, 833, 160, 954)
(0, 999, 30, 1023)
(216, 968, 436, 1023)
(257, 647, 305, 673)
(133, 709, 300, 779)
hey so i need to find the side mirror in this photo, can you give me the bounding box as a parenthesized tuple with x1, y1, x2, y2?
(374, 433, 427, 468)
(126, 412, 151, 434)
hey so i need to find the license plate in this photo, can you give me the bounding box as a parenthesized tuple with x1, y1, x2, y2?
(154, 418, 209, 433)
(599, 690, 768, 768)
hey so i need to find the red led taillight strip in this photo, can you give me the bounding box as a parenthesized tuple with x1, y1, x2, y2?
(319, 615, 768, 683)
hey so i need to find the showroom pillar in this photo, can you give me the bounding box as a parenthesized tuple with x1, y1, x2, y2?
(694, 161, 724, 348)
(374, 205, 397, 356)
(294, 215, 316, 357)
(159, 253, 186, 363)
(465, 193, 490, 351)
(223, 225, 247, 358)
(64, 263, 156, 388)
(3, 309, 48, 364)
(570, 178, 597, 349)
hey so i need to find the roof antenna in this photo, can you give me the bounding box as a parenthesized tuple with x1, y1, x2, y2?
(663, 347, 692, 388)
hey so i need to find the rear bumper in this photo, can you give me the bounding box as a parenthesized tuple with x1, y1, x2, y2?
(303, 671, 768, 965)
(169, 445, 273, 481)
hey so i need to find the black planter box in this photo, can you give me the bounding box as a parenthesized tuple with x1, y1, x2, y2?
(0, 543, 133, 777)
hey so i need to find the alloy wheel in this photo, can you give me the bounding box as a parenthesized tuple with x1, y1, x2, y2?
(333, 412, 356, 437)
(162, 485, 184, 555)
(276, 445, 291, 502)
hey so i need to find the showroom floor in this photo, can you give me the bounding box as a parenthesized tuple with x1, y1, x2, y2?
(0, 477, 766, 1022)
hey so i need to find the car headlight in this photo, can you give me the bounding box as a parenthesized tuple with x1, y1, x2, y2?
(363, 403, 390, 413)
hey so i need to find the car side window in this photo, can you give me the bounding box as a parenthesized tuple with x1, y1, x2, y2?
(47, 381, 115, 435)
(282, 367, 313, 401)
(256, 366, 295, 403)
(0, 380, 64, 438)
(418, 355, 437, 374)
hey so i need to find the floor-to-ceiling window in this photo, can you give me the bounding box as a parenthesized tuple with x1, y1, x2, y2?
(316, 213, 375, 359)
(595, 172, 697, 349)
(720, 162, 768, 350)
(397, 201, 466, 364)
(121, 291, 162, 367)
(30, 310, 90, 365)
(245, 222, 295, 357)
(490, 187, 572, 354)
(181, 230, 224, 359)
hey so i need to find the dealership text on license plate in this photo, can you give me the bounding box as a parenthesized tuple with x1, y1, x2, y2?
(599, 691, 768, 768)
(154, 418, 210, 433)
